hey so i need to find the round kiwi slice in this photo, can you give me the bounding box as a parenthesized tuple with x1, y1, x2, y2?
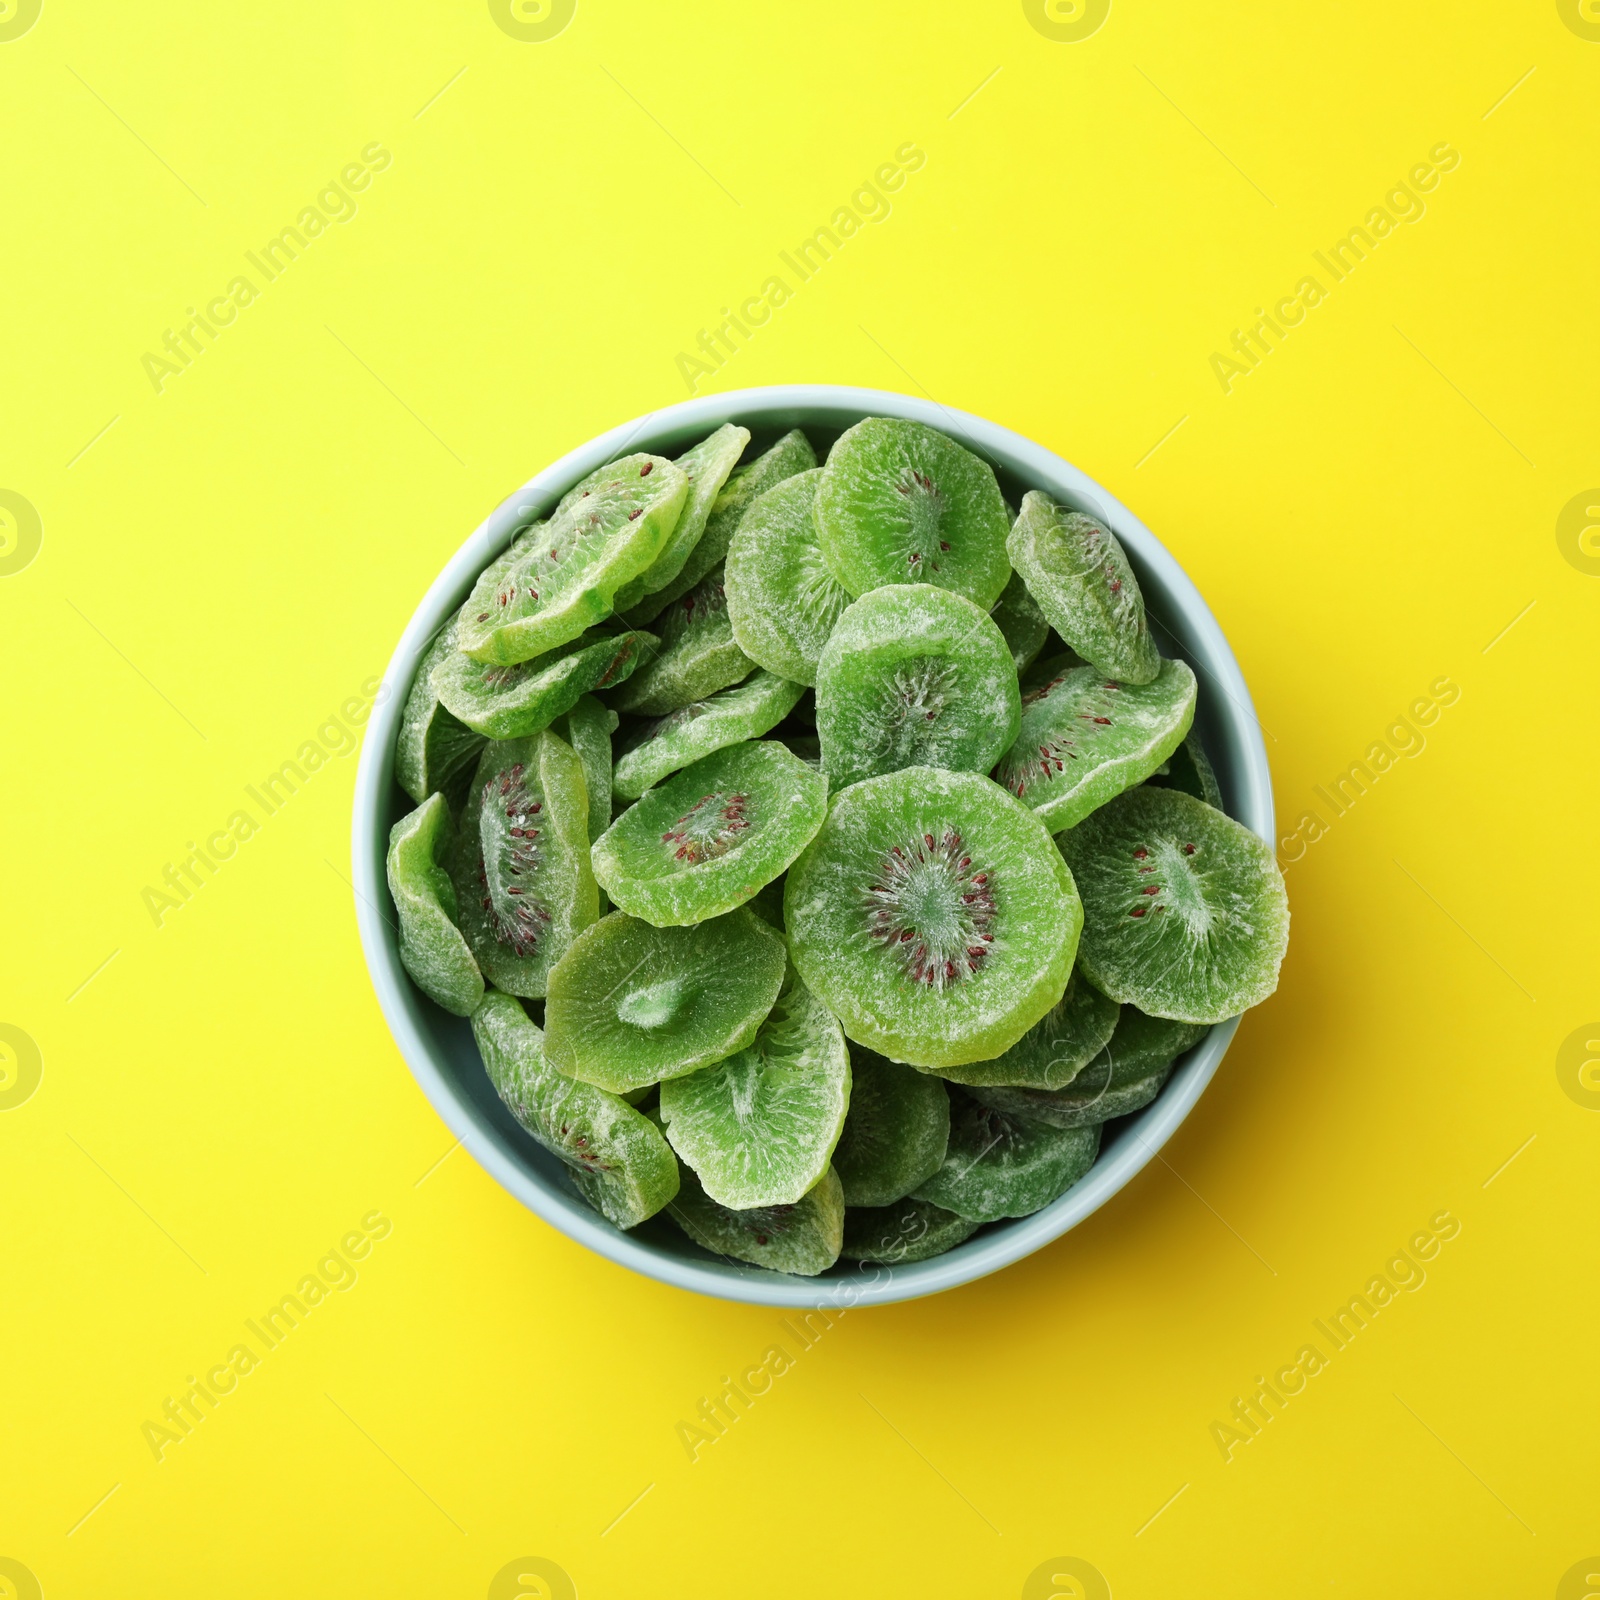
(666, 1162, 844, 1277)
(433, 628, 654, 739)
(967, 1062, 1172, 1131)
(1058, 787, 1289, 1024)
(608, 568, 753, 716)
(816, 418, 1011, 608)
(784, 767, 1083, 1070)
(611, 671, 806, 800)
(472, 988, 678, 1229)
(386, 792, 484, 1016)
(592, 741, 828, 927)
(446, 730, 598, 998)
(458, 453, 688, 665)
(989, 570, 1050, 676)
(912, 1089, 1101, 1222)
(724, 469, 853, 686)
(830, 1047, 950, 1207)
(934, 968, 1119, 1089)
(395, 622, 487, 807)
(543, 907, 787, 1093)
(624, 429, 818, 626)
(612, 423, 750, 613)
(992, 659, 1196, 832)
(815, 585, 1021, 791)
(841, 1195, 979, 1264)
(1093, 1004, 1210, 1081)
(1146, 729, 1223, 809)
(659, 976, 849, 1208)
(555, 693, 619, 845)
(1007, 493, 1159, 685)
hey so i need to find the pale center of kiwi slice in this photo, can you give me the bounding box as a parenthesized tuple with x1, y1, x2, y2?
(864, 827, 996, 990)
(478, 763, 552, 956)
(659, 789, 750, 864)
(894, 466, 949, 573)
(617, 977, 695, 1031)
(1129, 837, 1213, 937)
(873, 657, 959, 766)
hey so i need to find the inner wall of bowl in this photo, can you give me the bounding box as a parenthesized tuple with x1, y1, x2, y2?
(362, 387, 1268, 1305)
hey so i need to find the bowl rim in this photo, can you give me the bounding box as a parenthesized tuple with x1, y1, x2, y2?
(351, 383, 1275, 1309)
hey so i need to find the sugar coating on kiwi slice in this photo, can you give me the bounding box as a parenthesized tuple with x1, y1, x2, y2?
(815, 585, 1022, 791)
(933, 968, 1119, 1089)
(913, 1090, 1101, 1222)
(625, 429, 817, 626)
(1089, 1004, 1210, 1085)
(433, 628, 654, 739)
(544, 907, 787, 1092)
(816, 418, 1011, 609)
(1147, 729, 1223, 808)
(386, 792, 484, 1017)
(993, 658, 1196, 832)
(1007, 492, 1159, 685)
(724, 469, 852, 686)
(1058, 787, 1289, 1024)
(968, 1062, 1172, 1131)
(592, 740, 828, 926)
(395, 622, 487, 807)
(556, 693, 619, 845)
(840, 1195, 978, 1264)
(608, 568, 753, 716)
(989, 570, 1050, 676)
(445, 730, 598, 998)
(784, 766, 1083, 1069)
(458, 453, 687, 665)
(830, 1046, 950, 1208)
(612, 670, 806, 800)
(472, 988, 677, 1229)
(659, 976, 849, 1208)
(613, 423, 750, 614)
(667, 1161, 844, 1277)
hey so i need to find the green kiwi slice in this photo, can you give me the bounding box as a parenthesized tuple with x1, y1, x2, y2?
(1147, 730, 1223, 808)
(544, 907, 787, 1092)
(841, 1196, 979, 1264)
(608, 569, 752, 716)
(472, 988, 678, 1228)
(989, 570, 1050, 676)
(458, 454, 688, 665)
(992, 659, 1196, 832)
(592, 741, 828, 926)
(1058, 787, 1289, 1023)
(556, 693, 619, 844)
(612, 423, 750, 613)
(784, 767, 1083, 1069)
(445, 729, 598, 998)
(1092, 1004, 1210, 1081)
(815, 585, 1022, 791)
(1007, 493, 1159, 684)
(933, 968, 1119, 1089)
(395, 623, 487, 807)
(912, 1089, 1101, 1222)
(724, 469, 853, 686)
(611, 671, 806, 800)
(658, 976, 849, 1208)
(830, 1047, 949, 1207)
(624, 429, 818, 626)
(385, 792, 484, 1016)
(666, 1162, 844, 1276)
(432, 628, 654, 739)
(816, 418, 1011, 608)
(968, 1062, 1172, 1131)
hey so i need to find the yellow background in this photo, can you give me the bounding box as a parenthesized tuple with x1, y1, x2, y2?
(3, 1, 1596, 1594)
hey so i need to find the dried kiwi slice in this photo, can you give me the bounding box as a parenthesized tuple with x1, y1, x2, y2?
(934, 969, 1119, 1089)
(967, 1062, 1172, 1131)
(445, 729, 598, 997)
(458, 453, 688, 664)
(556, 693, 619, 845)
(1092, 1004, 1210, 1082)
(612, 671, 805, 800)
(1147, 730, 1223, 808)
(816, 418, 1011, 608)
(592, 741, 828, 926)
(608, 569, 752, 716)
(724, 470, 852, 686)
(989, 570, 1050, 676)
(386, 792, 484, 1016)
(992, 659, 1196, 832)
(667, 1162, 844, 1277)
(913, 1090, 1101, 1222)
(472, 988, 677, 1228)
(784, 767, 1082, 1069)
(830, 1047, 949, 1207)
(433, 628, 653, 739)
(395, 623, 487, 806)
(815, 585, 1021, 791)
(1058, 787, 1289, 1024)
(544, 907, 786, 1092)
(612, 423, 750, 612)
(659, 977, 849, 1208)
(841, 1196, 978, 1264)
(1007, 493, 1159, 684)
(625, 429, 817, 626)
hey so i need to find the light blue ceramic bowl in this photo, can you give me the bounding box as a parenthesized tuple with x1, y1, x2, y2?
(351, 385, 1274, 1308)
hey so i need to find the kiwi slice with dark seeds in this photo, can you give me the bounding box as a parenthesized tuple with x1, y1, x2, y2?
(608, 569, 753, 716)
